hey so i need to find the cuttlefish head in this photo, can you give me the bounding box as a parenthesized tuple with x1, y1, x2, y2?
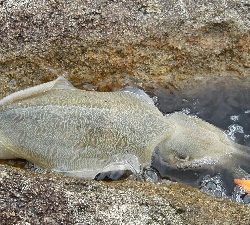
(155, 112, 239, 168)
(154, 133, 235, 171)
(153, 134, 250, 195)
(152, 139, 227, 186)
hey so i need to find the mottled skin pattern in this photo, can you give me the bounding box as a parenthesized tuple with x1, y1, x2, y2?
(160, 112, 238, 168)
(0, 77, 172, 178)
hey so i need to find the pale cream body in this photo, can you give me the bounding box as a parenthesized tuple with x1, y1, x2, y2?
(156, 112, 250, 181)
(0, 77, 172, 178)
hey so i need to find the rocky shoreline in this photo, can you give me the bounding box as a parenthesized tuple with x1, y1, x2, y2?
(0, 0, 249, 96)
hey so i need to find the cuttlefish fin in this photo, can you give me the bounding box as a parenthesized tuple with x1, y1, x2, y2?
(0, 76, 76, 106)
(101, 154, 141, 175)
(0, 147, 18, 159)
(51, 76, 77, 90)
(234, 179, 250, 193)
(120, 86, 155, 106)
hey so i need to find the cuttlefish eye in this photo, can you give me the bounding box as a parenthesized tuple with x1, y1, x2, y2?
(155, 142, 192, 165)
(168, 151, 192, 164)
(175, 152, 189, 160)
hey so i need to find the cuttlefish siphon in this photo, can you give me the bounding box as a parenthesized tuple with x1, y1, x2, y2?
(0, 76, 250, 184)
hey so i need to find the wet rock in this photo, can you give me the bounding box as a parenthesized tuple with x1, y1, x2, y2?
(1, 164, 250, 225)
(142, 167, 161, 183)
(232, 186, 248, 203)
(200, 174, 228, 198)
(243, 194, 250, 204)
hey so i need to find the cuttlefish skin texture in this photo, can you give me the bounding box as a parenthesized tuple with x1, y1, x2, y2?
(0, 77, 172, 178)
(159, 112, 238, 168)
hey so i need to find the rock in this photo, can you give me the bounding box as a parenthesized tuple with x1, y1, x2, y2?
(1, 164, 250, 225)
(0, 0, 249, 96)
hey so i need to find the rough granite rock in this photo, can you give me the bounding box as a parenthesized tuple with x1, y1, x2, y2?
(0, 0, 249, 96)
(1, 164, 250, 225)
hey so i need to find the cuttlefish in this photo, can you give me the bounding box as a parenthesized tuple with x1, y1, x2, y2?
(0, 76, 249, 186)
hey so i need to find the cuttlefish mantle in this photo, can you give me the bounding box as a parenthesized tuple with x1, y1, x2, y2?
(0, 76, 172, 179)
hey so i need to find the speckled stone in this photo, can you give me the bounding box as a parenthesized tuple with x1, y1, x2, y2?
(0, 0, 249, 96)
(1, 164, 250, 225)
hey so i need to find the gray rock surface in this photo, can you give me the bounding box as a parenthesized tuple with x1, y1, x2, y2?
(1, 163, 250, 225)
